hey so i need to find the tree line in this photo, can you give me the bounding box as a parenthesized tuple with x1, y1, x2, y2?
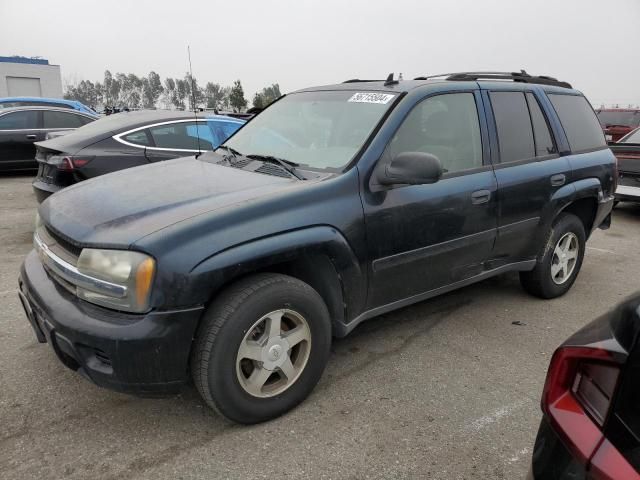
(64, 70, 282, 113)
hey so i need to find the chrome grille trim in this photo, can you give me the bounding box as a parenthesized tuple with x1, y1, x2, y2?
(34, 232, 127, 298)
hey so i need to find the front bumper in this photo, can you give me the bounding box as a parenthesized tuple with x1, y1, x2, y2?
(19, 250, 204, 395)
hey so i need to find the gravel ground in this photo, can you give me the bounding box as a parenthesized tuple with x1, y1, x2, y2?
(1, 173, 638, 479)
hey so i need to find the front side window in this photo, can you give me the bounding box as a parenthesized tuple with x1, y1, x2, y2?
(0, 110, 39, 130)
(222, 90, 397, 170)
(549, 94, 607, 152)
(490, 92, 535, 163)
(149, 122, 213, 150)
(43, 110, 85, 128)
(388, 92, 483, 174)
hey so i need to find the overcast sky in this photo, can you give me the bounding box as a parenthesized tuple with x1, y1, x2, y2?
(1, 0, 639, 106)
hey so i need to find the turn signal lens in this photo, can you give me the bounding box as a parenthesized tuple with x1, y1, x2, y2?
(135, 257, 155, 307)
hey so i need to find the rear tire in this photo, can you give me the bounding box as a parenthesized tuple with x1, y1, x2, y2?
(520, 213, 586, 299)
(191, 273, 332, 424)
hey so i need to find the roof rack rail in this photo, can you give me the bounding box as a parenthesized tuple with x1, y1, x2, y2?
(413, 70, 572, 89)
(342, 78, 385, 83)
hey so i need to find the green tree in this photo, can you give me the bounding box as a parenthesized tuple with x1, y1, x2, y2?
(252, 92, 264, 109)
(184, 73, 203, 110)
(229, 80, 247, 113)
(204, 82, 227, 109)
(142, 71, 163, 108)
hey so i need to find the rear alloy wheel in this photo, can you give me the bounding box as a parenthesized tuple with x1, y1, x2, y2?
(550, 232, 580, 285)
(520, 213, 586, 299)
(191, 273, 331, 424)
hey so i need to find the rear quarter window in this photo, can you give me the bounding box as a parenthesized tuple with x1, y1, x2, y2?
(548, 94, 606, 152)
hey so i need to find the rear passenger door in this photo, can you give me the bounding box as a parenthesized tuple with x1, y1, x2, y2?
(483, 89, 570, 264)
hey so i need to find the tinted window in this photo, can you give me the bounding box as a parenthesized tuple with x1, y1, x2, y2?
(186, 123, 216, 148)
(549, 94, 607, 152)
(622, 128, 640, 144)
(490, 92, 535, 163)
(388, 93, 483, 173)
(0, 110, 39, 129)
(123, 129, 151, 146)
(526, 93, 556, 156)
(219, 120, 243, 138)
(43, 110, 84, 128)
(149, 122, 213, 150)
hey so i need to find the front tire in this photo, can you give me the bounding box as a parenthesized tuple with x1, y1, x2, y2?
(520, 213, 586, 299)
(191, 273, 332, 424)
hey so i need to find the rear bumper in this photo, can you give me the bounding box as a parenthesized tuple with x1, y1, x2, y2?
(615, 184, 640, 203)
(19, 250, 204, 395)
(32, 179, 61, 203)
(530, 418, 587, 479)
(593, 193, 615, 231)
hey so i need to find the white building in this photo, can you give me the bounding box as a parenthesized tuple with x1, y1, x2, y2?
(0, 56, 63, 98)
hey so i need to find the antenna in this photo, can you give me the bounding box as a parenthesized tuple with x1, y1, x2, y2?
(187, 45, 202, 155)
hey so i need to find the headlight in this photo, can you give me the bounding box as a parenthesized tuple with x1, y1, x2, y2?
(76, 249, 155, 313)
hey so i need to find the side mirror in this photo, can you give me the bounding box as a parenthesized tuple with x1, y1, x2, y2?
(377, 152, 443, 186)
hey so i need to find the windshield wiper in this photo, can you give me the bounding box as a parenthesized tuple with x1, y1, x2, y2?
(216, 145, 244, 163)
(246, 154, 305, 180)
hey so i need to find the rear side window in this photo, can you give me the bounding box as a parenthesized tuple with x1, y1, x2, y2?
(43, 110, 85, 128)
(149, 122, 213, 150)
(548, 94, 606, 152)
(0, 110, 39, 129)
(123, 129, 151, 146)
(526, 93, 556, 156)
(490, 92, 535, 163)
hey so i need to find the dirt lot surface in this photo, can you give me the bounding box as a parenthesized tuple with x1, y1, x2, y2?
(1, 174, 639, 479)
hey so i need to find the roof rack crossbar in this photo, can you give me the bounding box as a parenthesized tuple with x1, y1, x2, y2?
(413, 71, 572, 89)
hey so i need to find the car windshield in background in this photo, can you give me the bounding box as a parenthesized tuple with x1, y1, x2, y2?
(596, 110, 640, 127)
(621, 128, 640, 143)
(220, 90, 397, 170)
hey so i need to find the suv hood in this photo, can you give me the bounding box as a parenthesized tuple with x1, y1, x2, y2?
(40, 156, 299, 247)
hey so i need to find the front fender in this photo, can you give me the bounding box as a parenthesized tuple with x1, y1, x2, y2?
(174, 226, 366, 333)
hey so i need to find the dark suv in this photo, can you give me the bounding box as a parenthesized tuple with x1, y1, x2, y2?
(18, 71, 615, 424)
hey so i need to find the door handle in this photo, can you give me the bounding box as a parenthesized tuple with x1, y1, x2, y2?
(471, 189, 491, 205)
(25, 134, 37, 140)
(550, 174, 566, 187)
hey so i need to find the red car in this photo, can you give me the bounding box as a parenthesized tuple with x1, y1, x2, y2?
(596, 108, 640, 143)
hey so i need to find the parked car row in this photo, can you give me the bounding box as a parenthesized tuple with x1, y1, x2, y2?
(31, 110, 244, 202)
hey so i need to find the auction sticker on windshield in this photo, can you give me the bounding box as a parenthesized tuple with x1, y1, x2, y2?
(348, 92, 395, 104)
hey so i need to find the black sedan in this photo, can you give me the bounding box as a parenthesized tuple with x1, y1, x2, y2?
(32, 110, 245, 203)
(0, 106, 97, 172)
(529, 295, 640, 479)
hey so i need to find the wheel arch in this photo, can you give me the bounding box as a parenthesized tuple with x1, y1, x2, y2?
(549, 177, 602, 237)
(187, 226, 366, 337)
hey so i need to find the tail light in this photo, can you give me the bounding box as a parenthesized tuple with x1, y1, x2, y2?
(542, 346, 640, 479)
(56, 156, 93, 171)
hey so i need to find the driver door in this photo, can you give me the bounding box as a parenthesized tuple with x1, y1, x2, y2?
(362, 91, 498, 309)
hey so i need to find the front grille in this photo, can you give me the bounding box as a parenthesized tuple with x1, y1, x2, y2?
(39, 225, 82, 261)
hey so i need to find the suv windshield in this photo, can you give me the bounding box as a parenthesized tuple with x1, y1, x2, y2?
(596, 110, 640, 128)
(220, 90, 397, 170)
